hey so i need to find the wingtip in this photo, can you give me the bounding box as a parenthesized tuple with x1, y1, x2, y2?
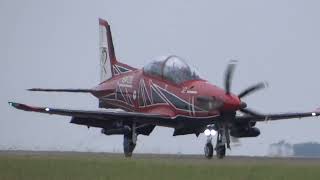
(8, 101, 18, 108)
(27, 88, 39, 91)
(7, 102, 36, 111)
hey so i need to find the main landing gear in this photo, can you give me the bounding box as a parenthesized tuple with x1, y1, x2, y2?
(204, 126, 228, 159)
(123, 123, 137, 157)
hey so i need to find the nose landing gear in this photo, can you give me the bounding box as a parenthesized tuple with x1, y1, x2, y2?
(204, 136, 214, 159)
(204, 126, 229, 159)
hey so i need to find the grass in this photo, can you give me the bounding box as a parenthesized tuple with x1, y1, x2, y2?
(0, 153, 320, 180)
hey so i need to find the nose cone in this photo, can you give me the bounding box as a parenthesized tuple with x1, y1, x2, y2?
(240, 101, 247, 109)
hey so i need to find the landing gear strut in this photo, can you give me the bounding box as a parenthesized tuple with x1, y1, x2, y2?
(123, 134, 136, 157)
(123, 123, 137, 157)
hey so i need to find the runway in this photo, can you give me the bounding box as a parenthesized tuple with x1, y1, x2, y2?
(1, 150, 320, 165)
(2, 150, 320, 180)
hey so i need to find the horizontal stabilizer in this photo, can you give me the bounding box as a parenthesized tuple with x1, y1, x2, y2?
(27, 88, 95, 93)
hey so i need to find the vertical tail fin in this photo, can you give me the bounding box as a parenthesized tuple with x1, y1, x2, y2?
(99, 18, 116, 82)
(99, 19, 136, 82)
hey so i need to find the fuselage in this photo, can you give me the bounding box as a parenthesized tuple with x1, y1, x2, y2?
(92, 68, 241, 118)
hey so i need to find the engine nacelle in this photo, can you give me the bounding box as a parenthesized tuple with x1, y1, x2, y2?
(230, 127, 260, 138)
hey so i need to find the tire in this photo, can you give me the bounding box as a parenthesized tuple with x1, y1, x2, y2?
(204, 143, 214, 159)
(124, 151, 133, 157)
(216, 145, 226, 159)
(123, 134, 136, 158)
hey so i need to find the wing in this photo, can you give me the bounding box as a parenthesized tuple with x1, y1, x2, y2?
(8, 102, 218, 129)
(236, 109, 320, 122)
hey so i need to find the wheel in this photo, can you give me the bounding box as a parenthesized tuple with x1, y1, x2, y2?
(123, 141, 135, 157)
(204, 143, 213, 159)
(123, 134, 136, 158)
(216, 145, 226, 159)
(124, 141, 134, 157)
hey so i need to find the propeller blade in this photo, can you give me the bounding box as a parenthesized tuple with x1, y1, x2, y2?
(196, 96, 213, 103)
(196, 96, 224, 111)
(238, 82, 267, 99)
(224, 60, 237, 94)
(239, 108, 263, 117)
(230, 136, 239, 143)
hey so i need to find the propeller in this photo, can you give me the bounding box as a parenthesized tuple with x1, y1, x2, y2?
(224, 60, 237, 94)
(230, 136, 241, 147)
(238, 82, 267, 99)
(223, 61, 266, 117)
(205, 61, 266, 149)
(196, 96, 224, 111)
(239, 108, 262, 117)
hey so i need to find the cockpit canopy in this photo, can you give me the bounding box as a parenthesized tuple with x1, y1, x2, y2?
(143, 55, 201, 84)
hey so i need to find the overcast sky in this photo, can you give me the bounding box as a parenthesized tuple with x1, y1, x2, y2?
(1, 0, 320, 156)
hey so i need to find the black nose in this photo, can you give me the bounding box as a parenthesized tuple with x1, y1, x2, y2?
(240, 102, 247, 109)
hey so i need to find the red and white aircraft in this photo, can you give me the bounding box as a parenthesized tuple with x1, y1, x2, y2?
(9, 19, 320, 159)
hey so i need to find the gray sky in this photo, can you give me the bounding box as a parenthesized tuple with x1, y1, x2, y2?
(1, 0, 320, 156)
